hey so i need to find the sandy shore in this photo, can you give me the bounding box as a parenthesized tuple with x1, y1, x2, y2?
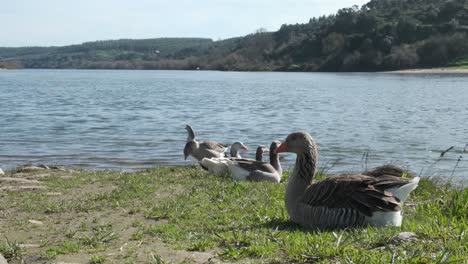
(384, 67, 468, 74)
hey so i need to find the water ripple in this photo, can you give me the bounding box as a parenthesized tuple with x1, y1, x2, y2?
(0, 70, 467, 182)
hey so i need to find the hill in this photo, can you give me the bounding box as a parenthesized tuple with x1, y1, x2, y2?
(0, 38, 213, 69)
(1, 0, 468, 71)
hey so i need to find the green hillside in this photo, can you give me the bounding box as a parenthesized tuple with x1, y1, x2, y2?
(1, 0, 468, 71)
(0, 38, 213, 69)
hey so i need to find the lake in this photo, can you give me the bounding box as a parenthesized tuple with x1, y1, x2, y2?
(0, 70, 467, 181)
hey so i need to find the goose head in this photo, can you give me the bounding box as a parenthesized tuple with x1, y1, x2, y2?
(270, 141, 281, 154)
(230, 142, 248, 158)
(275, 131, 315, 154)
(183, 141, 198, 160)
(255, 145, 270, 161)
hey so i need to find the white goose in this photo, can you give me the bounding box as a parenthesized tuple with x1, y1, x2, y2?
(275, 131, 420, 228)
(225, 141, 282, 183)
(201, 144, 271, 176)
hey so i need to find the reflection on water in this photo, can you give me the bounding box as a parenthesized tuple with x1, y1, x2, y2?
(0, 70, 467, 181)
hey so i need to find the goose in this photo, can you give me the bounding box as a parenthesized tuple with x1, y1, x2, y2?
(183, 125, 228, 161)
(275, 131, 420, 229)
(229, 142, 249, 158)
(200, 144, 268, 176)
(224, 141, 282, 183)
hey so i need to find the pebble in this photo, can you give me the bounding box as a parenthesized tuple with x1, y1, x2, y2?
(19, 243, 40, 249)
(28, 219, 44, 226)
(0, 253, 7, 264)
(14, 166, 46, 173)
(390, 232, 418, 244)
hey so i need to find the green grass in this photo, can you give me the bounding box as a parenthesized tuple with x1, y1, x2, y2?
(449, 56, 468, 69)
(0, 237, 23, 260)
(0, 166, 466, 263)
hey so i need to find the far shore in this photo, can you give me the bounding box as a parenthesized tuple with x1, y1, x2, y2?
(384, 67, 468, 74)
(2, 67, 468, 74)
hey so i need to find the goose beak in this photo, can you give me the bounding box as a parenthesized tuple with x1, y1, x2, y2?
(241, 144, 248, 151)
(275, 142, 288, 154)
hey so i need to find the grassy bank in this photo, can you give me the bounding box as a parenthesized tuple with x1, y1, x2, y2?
(449, 56, 468, 69)
(0, 166, 467, 263)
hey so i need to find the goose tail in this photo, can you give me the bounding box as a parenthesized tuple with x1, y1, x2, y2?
(200, 158, 229, 175)
(388, 177, 420, 203)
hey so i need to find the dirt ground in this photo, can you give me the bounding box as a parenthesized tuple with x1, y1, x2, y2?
(0, 166, 221, 264)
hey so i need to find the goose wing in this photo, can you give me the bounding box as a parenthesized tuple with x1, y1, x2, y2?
(233, 160, 276, 173)
(363, 164, 416, 178)
(300, 174, 412, 217)
(199, 140, 228, 153)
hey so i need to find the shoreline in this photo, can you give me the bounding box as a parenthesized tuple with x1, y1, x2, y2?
(384, 67, 468, 74)
(2, 67, 468, 73)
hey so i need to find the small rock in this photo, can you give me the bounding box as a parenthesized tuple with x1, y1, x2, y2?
(390, 232, 417, 244)
(49, 165, 66, 171)
(0, 177, 41, 184)
(0, 253, 7, 264)
(45, 192, 63, 196)
(0, 168, 4, 176)
(28, 220, 44, 226)
(0, 186, 47, 192)
(14, 166, 45, 173)
(19, 243, 40, 248)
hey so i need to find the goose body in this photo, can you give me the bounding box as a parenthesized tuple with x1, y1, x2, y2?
(200, 142, 249, 175)
(224, 141, 282, 183)
(276, 131, 420, 228)
(363, 164, 416, 178)
(183, 125, 227, 163)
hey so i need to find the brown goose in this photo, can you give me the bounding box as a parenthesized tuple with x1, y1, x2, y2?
(275, 131, 420, 228)
(183, 125, 228, 161)
(225, 141, 282, 183)
(200, 144, 268, 176)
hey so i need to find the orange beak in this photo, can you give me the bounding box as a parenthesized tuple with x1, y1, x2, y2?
(275, 142, 289, 154)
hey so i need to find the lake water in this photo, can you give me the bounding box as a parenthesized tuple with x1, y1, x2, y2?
(0, 70, 467, 181)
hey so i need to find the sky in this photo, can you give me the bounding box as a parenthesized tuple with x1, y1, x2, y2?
(1, 0, 370, 47)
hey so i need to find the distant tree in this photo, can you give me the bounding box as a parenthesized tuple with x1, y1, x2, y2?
(384, 45, 419, 69)
(397, 19, 418, 43)
(322, 33, 345, 55)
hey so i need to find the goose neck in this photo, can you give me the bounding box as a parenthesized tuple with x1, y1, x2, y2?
(270, 152, 282, 175)
(186, 126, 196, 142)
(230, 148, 241, 158)
(285, 149, 318, 215)
(255, 148, 263, 161)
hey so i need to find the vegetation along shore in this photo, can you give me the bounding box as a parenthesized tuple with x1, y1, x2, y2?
(0, 165, 466, 263)
(2, 0, 468, 72)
